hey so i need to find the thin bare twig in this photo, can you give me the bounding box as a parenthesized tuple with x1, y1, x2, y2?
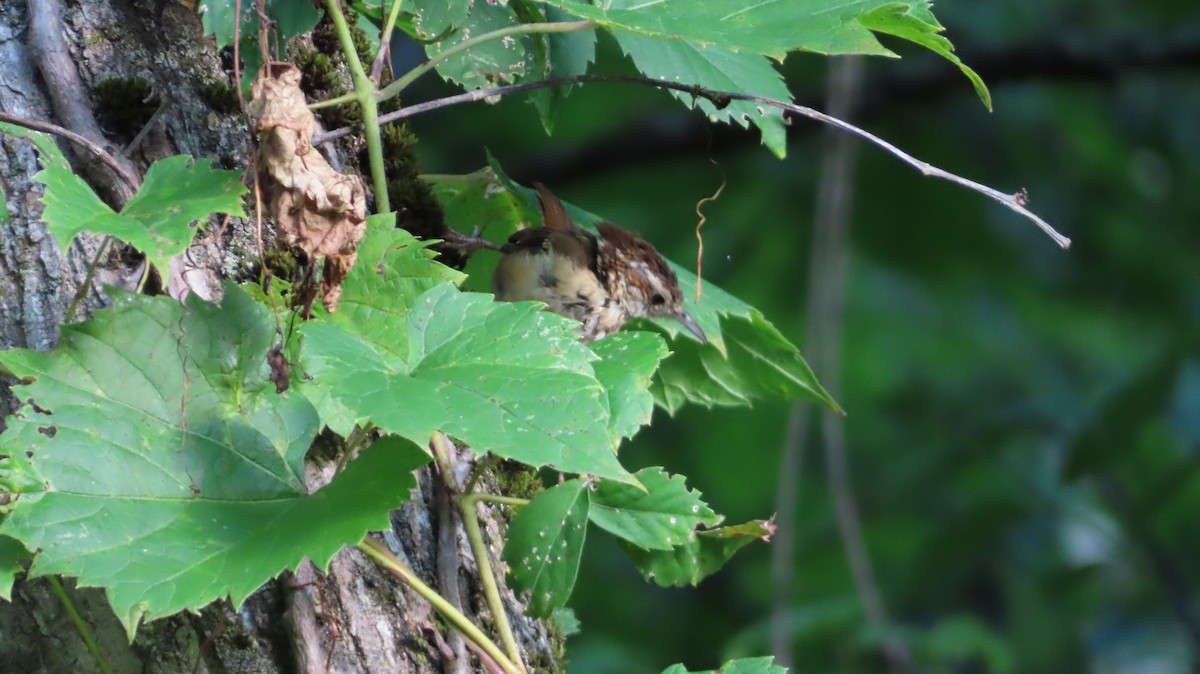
(121, 98, 171, 158)
(369, 0, 406, 83)
(64, 235, 115, 322)
(440, 228, 503, 252)
(314, 74, 1070, 249)
(0, 112, 140, 192)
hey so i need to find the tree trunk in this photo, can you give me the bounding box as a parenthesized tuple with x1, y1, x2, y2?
(0, 0, 561, 671)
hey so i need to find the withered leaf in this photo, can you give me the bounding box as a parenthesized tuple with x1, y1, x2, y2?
(251, 62, 366, 313)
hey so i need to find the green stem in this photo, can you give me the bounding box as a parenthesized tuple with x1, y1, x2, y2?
(430, 431, 460, 491)
(64, 235, 113, 322)
(463, 453, 501, 494)
(461, 491, 525, 672)
(430, 434, 526, 671)
(376, 20, 595, 103)
(379, 0, 405, 59)
(471, 493, 530, 508)
(357, 538, 523, 674)
(323, 0, 390, 213)
(309, 91, 357, 110)
(336, 421, 376, 474)
(47, 576, 113, 674)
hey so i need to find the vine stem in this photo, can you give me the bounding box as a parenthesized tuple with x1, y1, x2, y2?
(369, 0, 406, 82)
(0, 112, 141, 192)
(357, 537, 523, 674)
(470, 493, 530, 508)
(431, 432, 528, 673)
(313, 73, 1071, 249)
(63, 235, 114, 322)
(322, 0, 389, 213)
(460, 490, 526, 673)
(47, 576, 113, 674)
(310, 20, 597, 112)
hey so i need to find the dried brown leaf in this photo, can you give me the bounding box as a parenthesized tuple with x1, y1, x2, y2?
(250, 62, 366, 312)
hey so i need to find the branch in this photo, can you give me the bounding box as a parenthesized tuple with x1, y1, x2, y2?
(313, 74, 1070, 249)
(506, 30, 1200, 188)
(0, 112, 141, 193)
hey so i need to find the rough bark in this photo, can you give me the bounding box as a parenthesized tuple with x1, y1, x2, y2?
(0, 0, 562, 671)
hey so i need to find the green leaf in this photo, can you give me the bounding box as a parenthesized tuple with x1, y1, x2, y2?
(613, 33, 789, 158)
(200, 0, 321, 50)
(543, 0, 908, 58)
(0, 125, 246, 274)
(622, 519, 775, 587)
(298, 215, 465, 435)
(646, 289, 840, 414)
(409, 0, 468, 35)
(542, 0, 986, 103)
(527, 5, 597, 133)
(0, 535, 31, 601)
(503, 478, 589, 618)
(411, 0, 530, 90)
(0, 121, 131, 251)
(589, 467, 720, 551)
(858, 3, 991, 110)
(0, 285, 425, 635)
(320, 215, 467, 358)
(116, 156, 248, 271)
(302, 285, 638, 484)
(590, 332, 669, 441)
(661, 656, 787, 674)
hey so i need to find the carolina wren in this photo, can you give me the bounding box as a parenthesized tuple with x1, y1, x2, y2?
(492, 183, 706, 344)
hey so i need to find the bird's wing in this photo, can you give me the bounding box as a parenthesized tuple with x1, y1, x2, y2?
(502, 227, 595, 270)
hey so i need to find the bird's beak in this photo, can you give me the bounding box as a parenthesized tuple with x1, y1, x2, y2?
(676, 310, 707, 344)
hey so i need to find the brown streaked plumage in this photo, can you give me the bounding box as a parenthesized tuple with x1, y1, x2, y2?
(492, 183, 706, 343)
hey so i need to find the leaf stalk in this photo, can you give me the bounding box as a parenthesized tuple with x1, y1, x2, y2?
(322, 0, 390, 213)
(358, 537, 524, 674)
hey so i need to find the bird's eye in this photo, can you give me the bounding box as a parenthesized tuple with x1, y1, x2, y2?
(651, 294, 666, 305)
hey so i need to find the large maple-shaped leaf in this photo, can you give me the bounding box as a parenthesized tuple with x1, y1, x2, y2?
(541, 0, 988, 106)
(0, 122, 246, 273)
(0, 285, 424, 636)
(301, 284, 637, 484)
(317, 216, 467, 360)
(299, 216, 466, 435)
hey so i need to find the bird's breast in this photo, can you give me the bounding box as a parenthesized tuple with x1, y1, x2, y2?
(493, 249, 613, 326)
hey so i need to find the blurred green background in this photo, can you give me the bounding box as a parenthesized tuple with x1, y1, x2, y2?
(405, 1, 1200, 672)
